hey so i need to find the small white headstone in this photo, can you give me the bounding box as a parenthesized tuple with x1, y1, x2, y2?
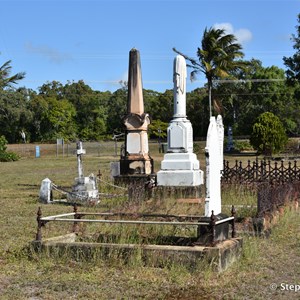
(39, 178, 52, 204)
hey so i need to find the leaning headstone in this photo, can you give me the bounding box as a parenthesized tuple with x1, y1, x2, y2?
(157, 55, 203, 188)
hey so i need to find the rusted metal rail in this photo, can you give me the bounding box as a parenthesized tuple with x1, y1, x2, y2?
(35, 205, 236, 246)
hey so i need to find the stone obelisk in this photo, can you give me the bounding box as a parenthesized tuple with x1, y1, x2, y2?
(157, 55, 203, 187)
(119, 48, 153, 175)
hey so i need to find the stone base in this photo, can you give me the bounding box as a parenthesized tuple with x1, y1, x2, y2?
(161, 153, 199, 170)
(157, 169, 203, 186)
(32, 234, 243, 272)
(67, 176, 99, 204)
(154, 185, 202, 199)
(120, 157, 154, 175)
(114, 174, 155, 201)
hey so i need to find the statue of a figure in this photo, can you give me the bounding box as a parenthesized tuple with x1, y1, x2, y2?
(173, 55, 187, 118)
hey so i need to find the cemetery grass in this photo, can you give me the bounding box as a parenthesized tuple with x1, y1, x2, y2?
(0, 143, 299, 299)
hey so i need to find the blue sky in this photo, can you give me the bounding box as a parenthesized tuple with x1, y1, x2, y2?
(0, 0, 299, 92)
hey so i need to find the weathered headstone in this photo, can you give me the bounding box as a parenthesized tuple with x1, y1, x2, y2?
(157, 55, 203, 187)
(39, 178, 52, 203)
(204, 115, 224, 216)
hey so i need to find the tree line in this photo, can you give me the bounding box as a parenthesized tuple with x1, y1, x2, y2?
(0, 71, 298, 144)
(1, 15, 299, 144)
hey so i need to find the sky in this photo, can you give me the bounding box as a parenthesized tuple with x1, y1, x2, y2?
(0, 0, 299, 93)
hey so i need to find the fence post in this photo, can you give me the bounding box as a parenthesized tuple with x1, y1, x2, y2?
(294, 161, 298, 181)
(210, 210, 216, 245)
(72, 203, 80, 234)
(281, 160, 284, 184)
(36, 207, 43, 241)
(231, 205, 236, 238)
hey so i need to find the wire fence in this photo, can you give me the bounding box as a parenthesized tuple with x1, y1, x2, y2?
(7, 141, 124, 158)
(257, 181, 300, 217)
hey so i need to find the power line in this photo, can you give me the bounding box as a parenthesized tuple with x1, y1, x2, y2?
(212, 79, 285, 83)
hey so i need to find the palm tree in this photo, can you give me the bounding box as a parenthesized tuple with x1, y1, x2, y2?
(0, 58, 25, 89)
(173, 26, 248, 117)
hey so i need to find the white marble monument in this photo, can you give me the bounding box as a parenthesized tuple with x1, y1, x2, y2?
(157, 55, 203, 186)
(204, 115, 224, 216)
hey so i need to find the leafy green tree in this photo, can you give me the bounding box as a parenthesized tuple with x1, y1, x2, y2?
(151, 89, 173, 123)
(148, 119, 168, 140)
(250, 112, 288, 156)
(63, 81, 110, 140)
(0, 89, 33, 143)
(186, 87, 209, 137)
(249, 66, 297, 134)
(214, 60, 298, 136)
(143, 89, 162, 120)
(28, 94, 77, 141)
(106, 88, 127, 133)
(173, 26, 248, 117)
(38, 81, 64, 98)
(283, 13, 300, 84)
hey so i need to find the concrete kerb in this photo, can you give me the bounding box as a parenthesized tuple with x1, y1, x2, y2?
(32, 233, 243, 272)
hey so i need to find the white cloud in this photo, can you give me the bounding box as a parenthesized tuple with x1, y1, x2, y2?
(213, 22, 253, 45)
(25, 42, 73, 64)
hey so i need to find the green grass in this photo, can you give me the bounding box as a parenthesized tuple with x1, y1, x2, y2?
(0, 142, 299, 299)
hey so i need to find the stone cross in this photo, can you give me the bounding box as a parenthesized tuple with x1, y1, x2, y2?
(76, 141, 86, 178)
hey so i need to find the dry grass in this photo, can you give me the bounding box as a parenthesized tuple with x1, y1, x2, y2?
(0, 142, 299, 299)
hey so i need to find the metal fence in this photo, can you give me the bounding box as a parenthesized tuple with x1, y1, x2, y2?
(222, 158, 300, 184)
(257, 181, 300, 216)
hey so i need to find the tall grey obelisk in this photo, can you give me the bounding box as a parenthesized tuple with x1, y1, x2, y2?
(157, 55, 203, 187)
(119, 48, 153, 176)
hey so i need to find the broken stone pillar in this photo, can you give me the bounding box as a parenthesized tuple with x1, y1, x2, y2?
(157, 55, 203, 188)
(119, 48, 154, 175)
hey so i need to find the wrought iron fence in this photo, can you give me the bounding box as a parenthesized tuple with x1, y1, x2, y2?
(222, 158, 300, 184)
(257, 181, 300, 216)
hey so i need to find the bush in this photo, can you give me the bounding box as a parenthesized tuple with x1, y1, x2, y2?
(0, 135, 20, 162)
(250, 112, 288, 156)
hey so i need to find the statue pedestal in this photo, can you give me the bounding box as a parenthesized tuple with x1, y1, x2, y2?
(157, 153, 203, 186)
